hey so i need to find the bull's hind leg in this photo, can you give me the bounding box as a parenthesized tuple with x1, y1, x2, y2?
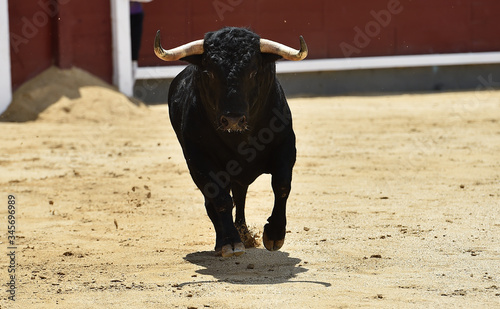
(232, 183, 256, 249)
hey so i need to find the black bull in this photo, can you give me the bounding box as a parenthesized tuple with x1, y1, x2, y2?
(155, 27, 308, 257)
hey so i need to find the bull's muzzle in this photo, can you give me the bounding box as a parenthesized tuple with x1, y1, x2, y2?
(219, 114, 248, 133)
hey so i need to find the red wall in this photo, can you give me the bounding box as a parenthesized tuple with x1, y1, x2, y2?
(9, 0, 112, 91)
(9, 1, 54, 90)
(140, 0, 500, 66)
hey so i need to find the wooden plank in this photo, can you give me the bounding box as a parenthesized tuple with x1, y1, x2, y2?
(136, 51, 500, 79)
(0, 0, 11, 114)
(110, 0, 133, 96)
(8, 0, 53, 90)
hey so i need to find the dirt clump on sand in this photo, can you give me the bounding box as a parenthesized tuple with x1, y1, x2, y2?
(1, 66, 147, 123)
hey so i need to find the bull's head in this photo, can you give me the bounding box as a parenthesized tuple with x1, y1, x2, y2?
(154, 27, 307, 133)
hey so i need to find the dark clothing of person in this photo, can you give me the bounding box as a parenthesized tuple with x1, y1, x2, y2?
(130, 4, 144, 61)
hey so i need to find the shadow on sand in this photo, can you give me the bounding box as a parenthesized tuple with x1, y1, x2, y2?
(182, 248, 331, 287)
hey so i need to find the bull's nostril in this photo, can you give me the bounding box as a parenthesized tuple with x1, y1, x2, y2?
(220, 116, 229, 128)
(238, 116, 246, 125)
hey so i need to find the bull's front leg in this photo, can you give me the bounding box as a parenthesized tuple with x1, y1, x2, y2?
(263, 173, 291, 251)
(263, 128, 296, 251)
(184, 143, 244, 257)
(204, 192, 245, 257)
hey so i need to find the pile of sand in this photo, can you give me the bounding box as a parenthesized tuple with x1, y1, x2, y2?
(0, 66, 148, 123)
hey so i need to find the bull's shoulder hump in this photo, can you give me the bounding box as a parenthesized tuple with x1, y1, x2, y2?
(168, 65, 198, 99)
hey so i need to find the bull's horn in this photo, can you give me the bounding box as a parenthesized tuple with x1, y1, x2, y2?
(260, 36, 308, 61)
(154, 30, 204, 61)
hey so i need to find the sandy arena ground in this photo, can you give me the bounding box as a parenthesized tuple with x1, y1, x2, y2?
(1, 70, 499, 308)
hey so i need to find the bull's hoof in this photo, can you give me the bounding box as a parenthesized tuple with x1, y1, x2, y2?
(263, 230, 285, 251)
(263, 223, 286, 251)
(233, 242, 245, 256)
(217, 242, 246, 257)
(221, 244, 234, 257)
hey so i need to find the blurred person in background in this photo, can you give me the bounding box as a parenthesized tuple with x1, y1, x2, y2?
(130, 0, 153, 79)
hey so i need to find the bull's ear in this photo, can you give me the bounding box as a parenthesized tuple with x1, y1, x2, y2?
(180, 55, 203, 66)
(261, 53, 282, 64)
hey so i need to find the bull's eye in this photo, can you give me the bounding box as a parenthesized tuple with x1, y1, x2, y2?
(203, 70, 214, 79)
(249, 70, 257, 79)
